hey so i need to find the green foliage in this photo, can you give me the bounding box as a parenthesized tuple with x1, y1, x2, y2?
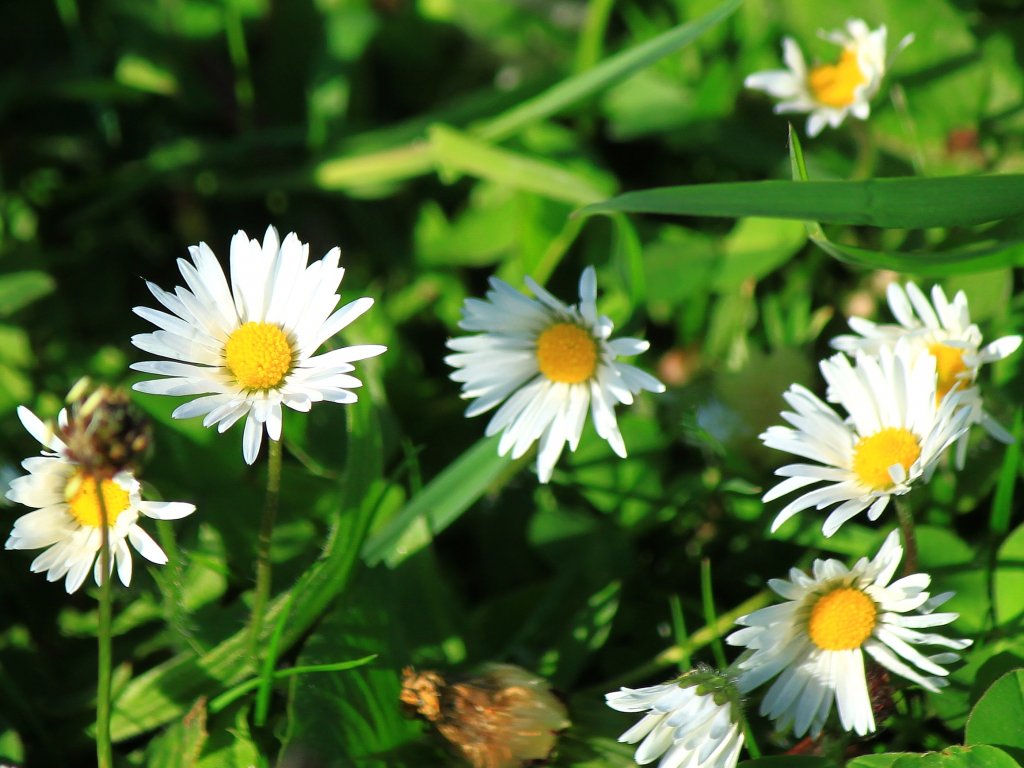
(4, 0, 1024, 765)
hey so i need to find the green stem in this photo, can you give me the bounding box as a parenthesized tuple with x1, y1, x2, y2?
(896, 498, 918, 575)
(247, 438, 283, 662)
(96, 478, 114, 768)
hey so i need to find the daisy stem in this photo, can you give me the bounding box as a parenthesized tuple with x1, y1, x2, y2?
(248, 437, 282, 662)
(896, 498, 918, 575)
(96, 479, 114, 768)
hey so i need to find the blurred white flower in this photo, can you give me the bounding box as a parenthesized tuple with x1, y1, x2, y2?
(131, 226, 386, 464)
(5, 407, 195, 593)
(761, 344, 969, 536)
(606, 667, 744, 768)
(832, 281, 1022, 466)
(445, 267, 664, 483)
(745, 19, 913, 137)
(728, 530, 970, 738)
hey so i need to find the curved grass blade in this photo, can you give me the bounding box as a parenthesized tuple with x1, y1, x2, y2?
(579, 174, 1024, 229)
(786, 126, 1024, 275)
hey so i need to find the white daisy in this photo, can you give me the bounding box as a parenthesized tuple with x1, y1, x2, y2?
(745, 19, 913, 137)
(445, 267, 665, 483)
(832, 281, 1022, 467)
(761, 344, 969, 536)
(606, 667, 744, 768)
(130, 226, 386, 465)
(5, 406, 196, 593)
(727, 530, 970, 738)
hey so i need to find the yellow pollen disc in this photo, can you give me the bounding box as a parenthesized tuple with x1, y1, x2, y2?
(66, 473, 131, 528)
(224, 321, 294, 390)
(851, 427, 921, 490)
(535, 323, 599, 384)
(808, 587, 877, 650)
(808, 48, 867, 108)
(929, 342, 968, 400)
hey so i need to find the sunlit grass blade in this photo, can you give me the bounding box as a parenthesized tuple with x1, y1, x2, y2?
(362, 436, 510, 568)
(579, 174, 1024, 228)
(990, 411, 1022, 536)
(429, 124, 613, 205)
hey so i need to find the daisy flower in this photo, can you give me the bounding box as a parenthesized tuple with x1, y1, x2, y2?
(5, 406, 195, 593)
(832, 281, 1022, 467)
(745, 19, 913, 137)
(131, 226, 386, 465)
(445, 267, 665, 483)
(761, 344, 969, 536)
(727, 530, 970, 738)
(606, 667, 744, 768)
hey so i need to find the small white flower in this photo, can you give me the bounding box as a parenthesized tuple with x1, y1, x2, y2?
(5, 407, 196, 593)
(131, 226, 386, 465)
(606, 667, 744, 768)
(745, 19, 913, 137)
(445, 267, 664, 483)
(833, 281, 1022, 467)
(727, 530, 970, 738)
(761, 344, 969, 536)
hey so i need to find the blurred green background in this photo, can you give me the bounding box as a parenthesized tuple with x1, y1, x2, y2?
(3, 0, 1024, 766)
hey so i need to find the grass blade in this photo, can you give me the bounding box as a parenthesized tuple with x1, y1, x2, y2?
(579, 174, 1024, 229)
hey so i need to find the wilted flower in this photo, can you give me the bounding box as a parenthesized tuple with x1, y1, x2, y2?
(445, 267, 664, 483)
(400, 663, 569, 768)
(745, 19, 913, 137)
(59, 379, 152, 476)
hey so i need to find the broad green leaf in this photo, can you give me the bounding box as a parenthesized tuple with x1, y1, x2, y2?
(965, 669, 1024, 761)
(362, 436, 510, 568)
(848, 756, 918, 768)
(111, 397, 384, 740)
(891, 744, 1020, 768)
(993, 523, 1024, 627)
(579, 175, 1024, 229)
(0, 271, 55, 317)
(429, 124, 613, 205)
(146, 698, 207, 768)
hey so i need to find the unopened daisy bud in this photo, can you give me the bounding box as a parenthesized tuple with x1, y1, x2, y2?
(727, 530, 971, 739)
(400, 663, 569, 768)
(606, 666, 744, 768)
(60, 379, 152, 477)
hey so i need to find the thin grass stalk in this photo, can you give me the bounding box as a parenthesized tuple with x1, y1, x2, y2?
(247, 438, 283, 661)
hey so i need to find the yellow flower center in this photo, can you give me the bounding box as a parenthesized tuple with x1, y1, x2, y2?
(66, 473, 131, 528)
(929, 342, 969, 400)
(851, 427, 921, 490)
(535, 323, 599, 384)
(224, 322, 294, 390)
(808, 587, 877, 650)
(809, 48, 867, 108)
